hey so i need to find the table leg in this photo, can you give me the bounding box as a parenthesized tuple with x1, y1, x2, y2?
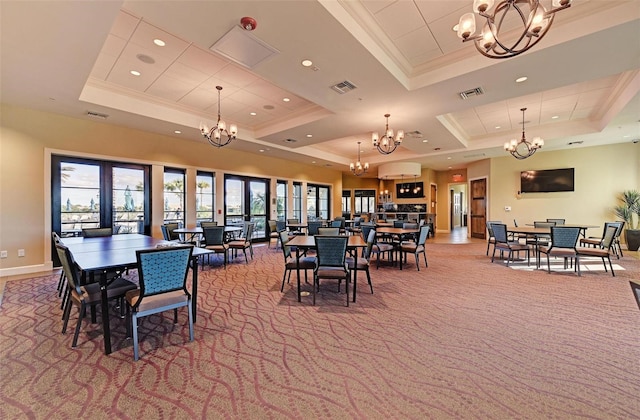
(100, 272, 112, 355)
(295, 247, 302, 302)
(352, 264, 357, 303)
(191, 257, 198, 323)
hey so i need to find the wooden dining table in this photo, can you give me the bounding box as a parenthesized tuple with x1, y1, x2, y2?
(61, 234, 212, 355)
(286, 234, 366, 303)
(375, 226, 420, 269)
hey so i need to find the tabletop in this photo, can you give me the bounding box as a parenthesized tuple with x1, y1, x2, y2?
(287, 234, 366, 248)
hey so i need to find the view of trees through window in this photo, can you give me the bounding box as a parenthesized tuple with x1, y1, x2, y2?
(196, 171, 215, 225)
(54, 157, 149, 237)
(164, 170, 185, 226)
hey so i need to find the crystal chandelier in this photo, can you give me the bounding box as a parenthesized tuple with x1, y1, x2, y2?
(372, 114, 404, 155)
(349, 141, 369, 176)
(505, 108, 543, 159)
(200, 86, 238, 148)
(457, 0, 572, 59)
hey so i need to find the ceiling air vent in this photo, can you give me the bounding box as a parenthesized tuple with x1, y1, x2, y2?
(459, 87, 484, 100)
(406, 130, 423, 138)
(330, 80, 357, 94)
(86, 111, 109, 119)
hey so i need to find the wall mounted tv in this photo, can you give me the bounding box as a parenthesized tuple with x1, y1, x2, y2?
(396, 182, 425, 198)
(520, 168, 575, 193)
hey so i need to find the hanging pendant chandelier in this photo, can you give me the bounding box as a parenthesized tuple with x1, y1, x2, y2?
(200, 86, 238, 148)
(349, 141, 369, 176)
(457, 0, 572, 59)
(372, 114, 404, 155)
(505, 107, 543, 159)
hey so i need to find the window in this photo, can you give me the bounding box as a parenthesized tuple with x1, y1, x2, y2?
(354, 189, 376, 215)
(52, 155, 150, 240)
(164, 169, 185, 226)
(276, 180, 287, 221)
(196, 171, 215, 225)
(342, 190, 351, 218)
(293, 182, 302, 221)
(112, 167, 145, 233)
(307, 184, 330, 220)
(58, 161, 101, 235)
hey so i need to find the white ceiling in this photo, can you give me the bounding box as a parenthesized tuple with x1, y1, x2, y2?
(1, 0, 639, 175)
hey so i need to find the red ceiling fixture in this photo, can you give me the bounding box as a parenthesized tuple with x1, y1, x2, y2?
(240, 17, 257, 31)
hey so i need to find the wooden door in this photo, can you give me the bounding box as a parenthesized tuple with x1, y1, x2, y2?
(470, 178, 487, 239)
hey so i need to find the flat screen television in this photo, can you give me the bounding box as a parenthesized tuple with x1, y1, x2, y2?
(520, 168, 574, 193)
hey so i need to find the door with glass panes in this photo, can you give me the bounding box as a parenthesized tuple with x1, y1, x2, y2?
(224, 175, 268, 241)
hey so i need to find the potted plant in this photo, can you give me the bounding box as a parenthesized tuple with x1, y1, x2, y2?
(613, 190, 640, 251)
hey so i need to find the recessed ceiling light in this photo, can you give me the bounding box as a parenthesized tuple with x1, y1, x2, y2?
(515, 76, 528, 83)
(259, 149, 265, 152)
(283, 97, 290, 102)
(312, 161, 316, 164)
(495, 125, 501, 129)
(153, 39, 166, 47)
(263, 104, 275, 110)
(174, 130, 181, 134)
(422, 139, 428, 143)
(551, 115, 559, 119)
(301, 59, 313, 67)
(130, 70, 141, 76)
(250, 112, 257, 116)
(306, 134, 313, 138)
(435, 147, 441, 151)
(447, 157, 452, 160)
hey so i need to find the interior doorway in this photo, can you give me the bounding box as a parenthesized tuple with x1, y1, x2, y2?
(449, 183, 468, 232)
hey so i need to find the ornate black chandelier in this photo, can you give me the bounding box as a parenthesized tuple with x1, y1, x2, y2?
(505, 107, 543, 159)
(200, 86, 237, 148)
(349, 141, 369, 176)
(372, 114, 404, 155)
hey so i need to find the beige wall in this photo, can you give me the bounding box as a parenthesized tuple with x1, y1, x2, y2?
(0, 105, 342, 275)
(488, 144, 639, 230)
(1, 104, 638, 275)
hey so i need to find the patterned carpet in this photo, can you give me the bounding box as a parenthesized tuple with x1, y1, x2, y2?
(1, 242, 639, 419)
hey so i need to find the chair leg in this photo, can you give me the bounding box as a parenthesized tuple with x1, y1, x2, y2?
(71, 302, 86, 348)
(280, 269, 288, 292)
(173, 308, 178, 323)
(61, 296, 73, 333)
(132, 313, 140, 361)
(187, 299, 194, 342)
(366, 269, 373, 294)
(606, 256, 615, 277)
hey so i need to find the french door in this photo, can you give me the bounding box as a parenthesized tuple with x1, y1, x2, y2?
(224, 175, 269, 241)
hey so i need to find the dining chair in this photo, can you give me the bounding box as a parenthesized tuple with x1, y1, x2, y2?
(313, 235, 350, 306)
(347, 216, 362, 236)
(538, 226, 581, 274)
(126, 245, 194, 361)
(575, 225, 618, 277)
(371, 232, 396, 269)
(317, 227, 340, 235)
(228, 222, 254, 263)
(202, 226, 229, 268)
(491, 223, 531, 267)
(307, 220, 323, 236)
(267, 220, 279, 248)
(81, 227, 113, 237)
(546, 218, 565, 225)
(346, 228, 376, 301)
(162, 223, 192, 244)
(584, 221, 624, 258)
(279, 230, 317, 296)
(287, 218, 303, 235)
(485, 220, 502, 256)
(55, 243, 137, 348)
(399, 225, 429, 271)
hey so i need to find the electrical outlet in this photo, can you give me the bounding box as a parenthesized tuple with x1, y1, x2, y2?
(0, 250, 7, 258)
(18, 249, 25, 257)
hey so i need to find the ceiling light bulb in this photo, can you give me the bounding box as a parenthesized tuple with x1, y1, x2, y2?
(301, 59, 313, 67)
(153, 39, 166, 47)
